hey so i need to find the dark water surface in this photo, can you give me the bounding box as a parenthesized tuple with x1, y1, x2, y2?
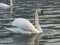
(0, 0, 60, 45)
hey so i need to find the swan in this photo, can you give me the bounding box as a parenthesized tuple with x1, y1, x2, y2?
(0, 3, 10, 10)
(5, 9, 43, 45)
(0, 0, 13, 10)
(11, 9, 43, 34)
(0, 0, 13, 16)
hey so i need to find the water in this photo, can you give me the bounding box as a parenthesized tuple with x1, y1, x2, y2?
(0, 0, 60, 45)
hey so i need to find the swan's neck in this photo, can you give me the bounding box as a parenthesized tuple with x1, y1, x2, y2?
(35, 11, 42, 32)
(10, 0, 13, 17)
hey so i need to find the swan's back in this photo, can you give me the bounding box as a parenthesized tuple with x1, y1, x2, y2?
(11, 18, 41, 43)
(0, 3, 10, 10)
(12, 18, 40, 33)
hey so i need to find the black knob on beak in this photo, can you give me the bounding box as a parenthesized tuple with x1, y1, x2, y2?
(41, 10, 44, 15)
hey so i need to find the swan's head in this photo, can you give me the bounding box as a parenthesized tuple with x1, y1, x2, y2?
(36, 8, 44, 15)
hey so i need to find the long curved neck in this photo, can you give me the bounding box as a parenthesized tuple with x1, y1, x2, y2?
(10, 0, 13, 18)
(35, 10, 42, 32)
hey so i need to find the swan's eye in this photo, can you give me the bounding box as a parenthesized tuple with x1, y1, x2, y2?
(41, 10, 43, 12)
(36, 9, 44, 15)
(40, 10, 44, 15)
(38, 10, 44, 15)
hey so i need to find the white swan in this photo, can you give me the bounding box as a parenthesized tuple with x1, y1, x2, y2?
(0, 3, 10, 10)
(4, 9, 43, 45)
(0, 0, 13, 10)
(10, 9, 43, 45)
(0, 0, 13, 17)
(12, 18, 40, 33)
(10, 9, 43, 34)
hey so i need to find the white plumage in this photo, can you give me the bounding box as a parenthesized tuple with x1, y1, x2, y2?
(0, 3, 10, 10)
(0, 0, 13, 17)
(9, 9, 43, 45)
(10, 9, 43, 34)
(12, 18, 40, 33)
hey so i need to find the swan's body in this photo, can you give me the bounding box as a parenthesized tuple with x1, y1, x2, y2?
(0, 0, 13, 17)
(11, 18, 40, 34)
(5, 9, 43, 45)
(0, 0, 43, 44)
(0, 3, 10, 10)
(11, 9, 43, 34)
